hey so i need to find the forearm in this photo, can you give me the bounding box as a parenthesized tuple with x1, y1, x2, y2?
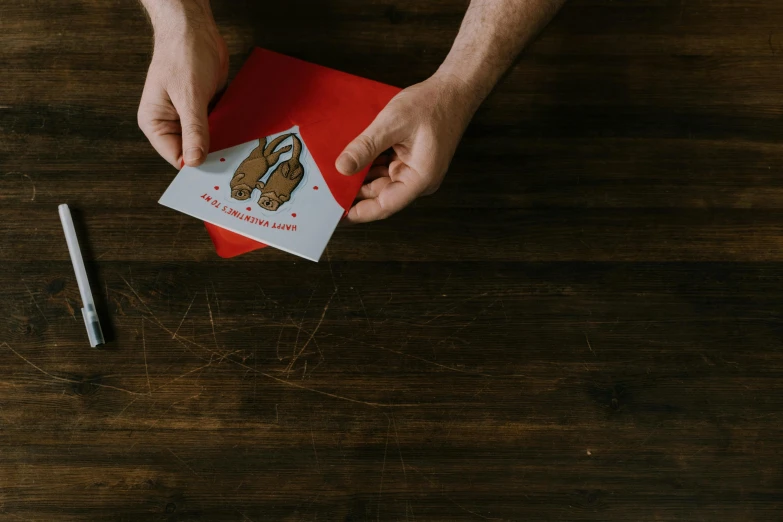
(139, 0, 217, 42)
(438, 0, 566, 108)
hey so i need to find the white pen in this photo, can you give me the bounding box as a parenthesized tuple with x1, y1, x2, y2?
(58, 204, 105, 347)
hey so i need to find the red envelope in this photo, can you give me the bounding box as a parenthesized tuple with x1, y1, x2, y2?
(201, 48, 401, 258)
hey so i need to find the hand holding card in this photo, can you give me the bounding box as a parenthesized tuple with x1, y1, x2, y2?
(158, 48, 401, 260)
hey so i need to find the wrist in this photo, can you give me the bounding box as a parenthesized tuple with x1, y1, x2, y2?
(142, 0, 217, 44)
(436, 50, 504, 108)
(430, 69, 485, 118)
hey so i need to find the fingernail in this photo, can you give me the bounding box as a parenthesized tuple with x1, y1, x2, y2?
(336, 153, 358, 175)
(185, 147, 203, 164)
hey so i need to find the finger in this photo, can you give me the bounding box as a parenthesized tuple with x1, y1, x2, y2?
(336, 104, 407, 176)
(345, 163, 424, 223)
(346, 182, 416, 223)
(365, 165, 389, 183)
(171, 90, 210, 167)
(355, 176, 392, 201)
(137, 89, 183, 169)
(152, 132, 185, 169)
(388, 149, 401, 164)
(141, 118, 183, 168)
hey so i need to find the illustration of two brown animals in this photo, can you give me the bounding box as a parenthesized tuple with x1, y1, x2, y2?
(230, 133, 305, 211)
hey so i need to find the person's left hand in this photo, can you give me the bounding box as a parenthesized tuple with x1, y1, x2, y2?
(336, 72, 481, 223)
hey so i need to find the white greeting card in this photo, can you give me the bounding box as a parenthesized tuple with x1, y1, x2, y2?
(159, 126, 344, 262)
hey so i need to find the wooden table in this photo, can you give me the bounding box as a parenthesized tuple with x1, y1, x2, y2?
(2, 1, 783, 520)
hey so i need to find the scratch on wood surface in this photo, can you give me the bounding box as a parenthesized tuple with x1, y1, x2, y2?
(214, 348, 243, 365)
(173, 294, 197, 339)
(151, 360, 219, 394)
(310, 422, 320, 472)
(142, 318, 152, 395)
(290, 290, 316, 369)
(254, 337, 259, 401)
(169, 215, 185, 255)
(1, 342, 145, 396)
(286, 315, 309, 336)
(238, 512, 255, 522)
(206, 287, 218, 350)
(278, 350, 317, 363)
(719, 355, 741, 369)
(286, 290, 336, 375)
(210, 281, 221, 321)
(471, 381, 492, 399)
(23, 282, 49, 325)
(187, 321, 301, 340)
(95, 248, 116, 260)
(112, 396, 141, 422)
(408, 465, 500, 520)
(82, 356, 217, 423)
(325, 246, 339, 292)
(22, 173, 36, 201)
(64, 297, 77, 321)
(386, 344, 491, 376)
(243, 354, 414, 407)
(166, 446, 201, 477)
(142, 393, 203, 433)
(439, 270, 453, 294)
(377, 415, 391, 521)
(379, 292, 394, 316)
(164, 331, 213, 364)
(312, 337, 325, 369)
(640, 425, 662, 447)
(275, 325, 285, 361)
(357, 289, 374, 332)
(326, 334, 491, 377)
(120, 275, 152, 313)
(585, 333, 595, 355)
(143, 316, 420, 408)
(392, 412, 407, 484)
(303, 291, 337, 351)
(422, 292, 490, 325)
(256, 283, 268, 300)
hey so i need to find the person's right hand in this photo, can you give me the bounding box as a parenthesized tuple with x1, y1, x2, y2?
(137, 4, 228, 168)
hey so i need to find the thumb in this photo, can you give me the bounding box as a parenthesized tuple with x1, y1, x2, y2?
(175, 94, 210, 167)
(336, 106, 406, 176)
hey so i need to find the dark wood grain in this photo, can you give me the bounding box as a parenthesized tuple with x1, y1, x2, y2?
(2, 1, 783, 520)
